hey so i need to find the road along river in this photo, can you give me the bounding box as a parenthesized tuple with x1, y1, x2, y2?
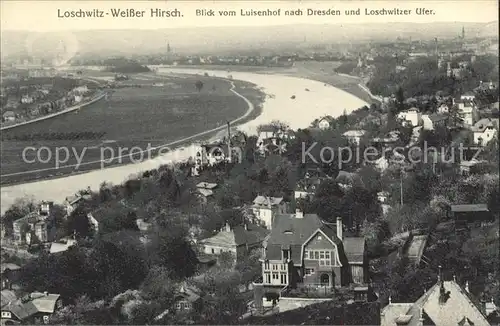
(0, 69, 368, 214)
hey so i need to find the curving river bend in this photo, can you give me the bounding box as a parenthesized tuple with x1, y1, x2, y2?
(0, 68, 368, 214)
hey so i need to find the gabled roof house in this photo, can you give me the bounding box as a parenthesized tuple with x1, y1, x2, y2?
(254, 210, 369, 310)
(381, 273, 490, 326)
(199, 223, 269, 261)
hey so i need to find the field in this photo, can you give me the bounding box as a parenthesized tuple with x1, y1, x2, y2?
(0, 72, 264, 185)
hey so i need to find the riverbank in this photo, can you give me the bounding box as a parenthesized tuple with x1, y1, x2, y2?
(1, 70, 368, 214)
(0, 91, 107, 131)
(0, 74, 261, 185)
(0, 80, 261, 187)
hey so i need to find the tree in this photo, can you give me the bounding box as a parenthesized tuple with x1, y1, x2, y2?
(395, 86, 405, 112)
(341, 187, 382, 232)
(196, 270, 247, 324)
(66, 206, 93, 239)
(269, 120, 290, 132)
(235, 248, 262, 285)
(147, 215, 198, 280)
(50, 296, 116, 325)
(339, 109, 349, 127)
(99, 182, 114, 203)
(123, 179, 142, 198)
(218, 251, 235, 270)
(1, 196, 36, 236)
(448, 104, 464, 128)
(91, 234, 149, 298)
(308, 180, 344, 222)
(195, 80, 204, 92)
(140, 266, 176, 307)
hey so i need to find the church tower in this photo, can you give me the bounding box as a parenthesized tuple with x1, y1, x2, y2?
(357, 54, 364, 68)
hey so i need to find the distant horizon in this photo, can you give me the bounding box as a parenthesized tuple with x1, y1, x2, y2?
(2, 20, 499, 33)
(1, 0, 498, 32)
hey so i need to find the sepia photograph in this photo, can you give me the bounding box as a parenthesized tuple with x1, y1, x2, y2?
(0, 0, 498, 325)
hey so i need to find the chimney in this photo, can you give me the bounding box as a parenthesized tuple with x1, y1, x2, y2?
(336, 217, 343, 241)
(438, 265, 442, 283)
(295, 208, 303, 219)
(227, 121, 232, 163)
(418, 308, 425, 326)
(225, 223, 231, 232)
(244, 224, 248, 231)
(465, 281, 470, 293)
(44, 291, 48, 296)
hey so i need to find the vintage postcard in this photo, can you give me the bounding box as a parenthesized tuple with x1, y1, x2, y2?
(0, 0, 498, 325)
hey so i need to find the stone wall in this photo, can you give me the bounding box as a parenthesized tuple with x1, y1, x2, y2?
(278, 297, 333, 313)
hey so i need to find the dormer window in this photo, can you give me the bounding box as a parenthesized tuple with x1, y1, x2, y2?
(282, 249, 290, 260)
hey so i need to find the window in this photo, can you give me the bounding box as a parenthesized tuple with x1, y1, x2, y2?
(280, 264, 285, 271)
(211, 248, 215, 254)
(304, 251, 309, 259)
(264, 261, 270, 270)
(272, 273, 279, 280)
(265, 272, 271, 283)
(281, 274, 288, 284)
(272, 264, 278, 270)
(307, 250, 332, 266)
(305, 268, 314, 276)
(175, 302, 181, 309)
(354, 292, 367, 302)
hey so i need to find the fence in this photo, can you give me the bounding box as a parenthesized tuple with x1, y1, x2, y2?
(281, 284, 335, 298)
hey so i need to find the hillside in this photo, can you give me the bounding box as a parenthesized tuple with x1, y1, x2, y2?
(243, 301, 380, 325)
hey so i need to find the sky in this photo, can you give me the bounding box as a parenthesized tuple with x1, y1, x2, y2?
(1, 0, 498, 31)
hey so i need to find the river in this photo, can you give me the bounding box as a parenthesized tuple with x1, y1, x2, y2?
(0, 69, 368, 214)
